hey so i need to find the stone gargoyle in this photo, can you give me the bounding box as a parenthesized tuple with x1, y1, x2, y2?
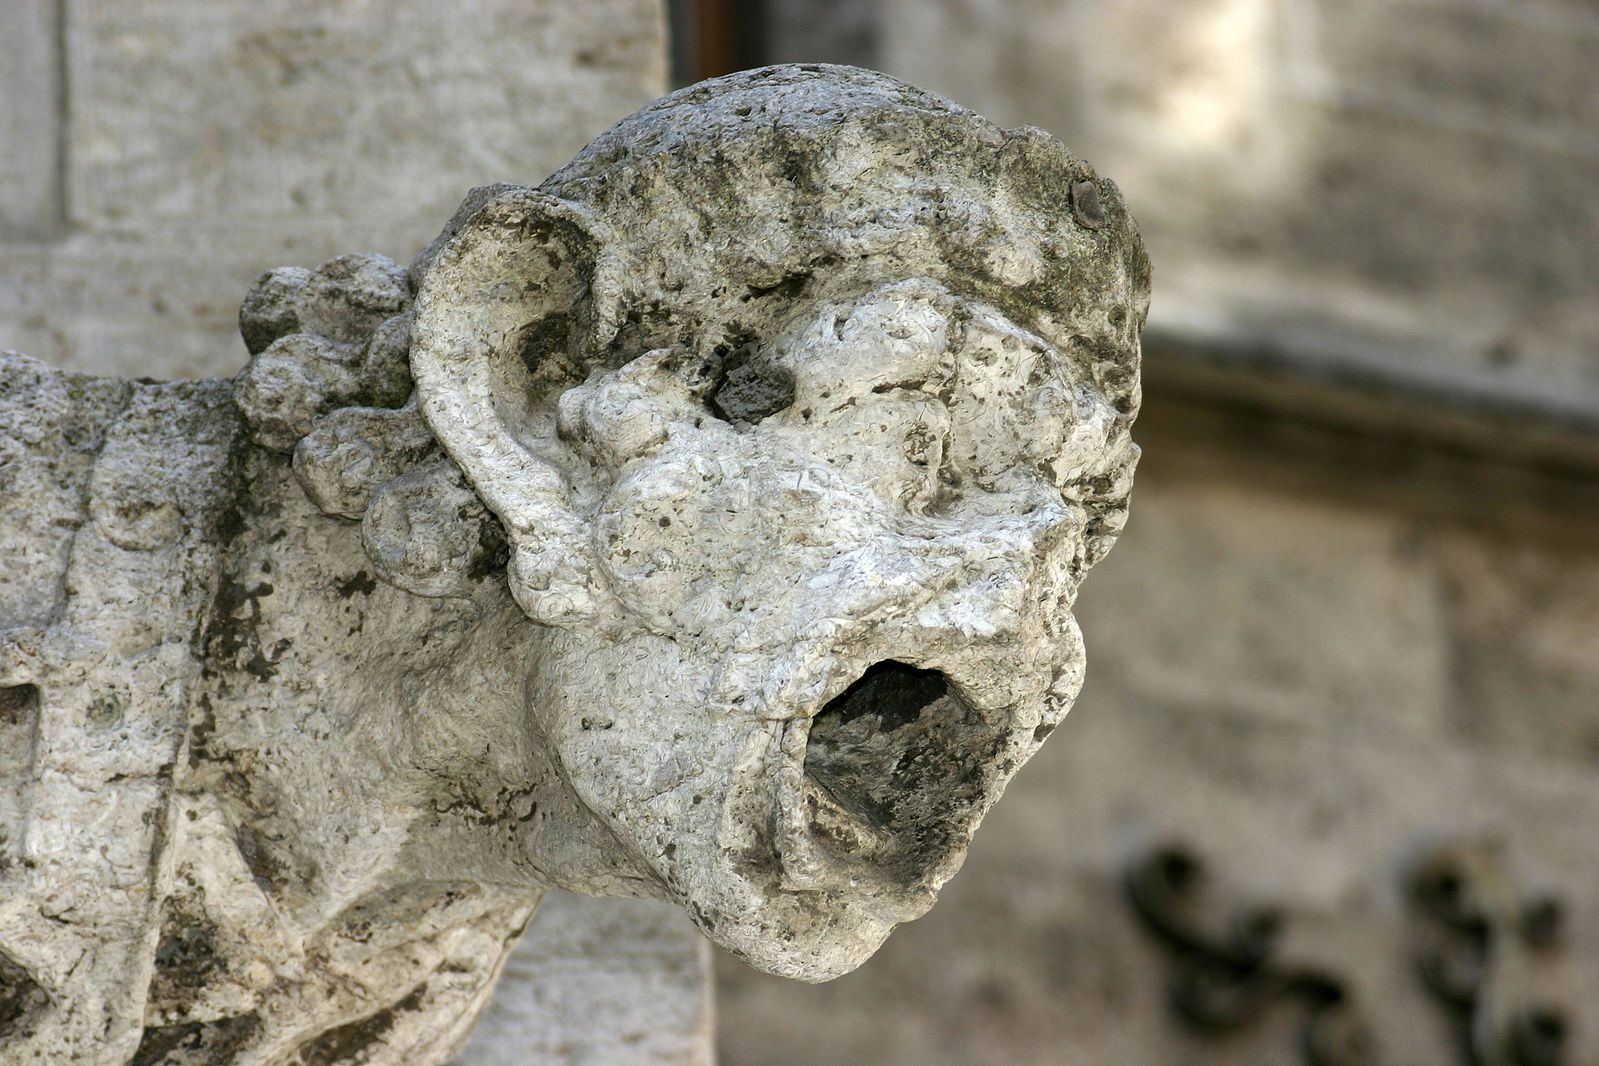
(0, 65, 1149, 1064)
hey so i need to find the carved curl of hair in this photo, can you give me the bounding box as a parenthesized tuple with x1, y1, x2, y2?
(232, 252, 509, 598)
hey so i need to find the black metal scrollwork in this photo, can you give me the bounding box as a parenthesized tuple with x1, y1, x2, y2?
(1124, 844, 1376, 1066)
(1408, 839, 1570, 1066)
(1124, 838, 1577, 1066)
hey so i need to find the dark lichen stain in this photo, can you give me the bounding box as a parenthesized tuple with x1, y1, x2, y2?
(133, 1021, 206, 1065)
(0, 948, 49, 1041)
(150, 896, 225, 1004)
(741, 271, 811, 302)
(0, 684, 39, 726)
(199, 447, 291, 689)
(188, 694, 218, 768)
(132, 1014, 261, 1066)
(293, 985, 426, 1066)
(428, 795, 498, 828)
(235, 822, 294, 895)
(209, 464, 251, 547)
(1034, 722, 1056, 742)
(516, 312, 572, 378)
(871, 377, 929, 396)
(336, 570, 378, 598)
(204, 572, 275, 676)
(242, 637, 293, 684)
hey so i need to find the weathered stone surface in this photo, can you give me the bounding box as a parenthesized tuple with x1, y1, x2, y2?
(1079, 478, 1450, 738)
(1432, 532, 1599, 765)
(4, 2, 716, 1059)
(0, 0, 62, 241)
(410, 65, 1147, 979)
(1, 65, 1146, 1062)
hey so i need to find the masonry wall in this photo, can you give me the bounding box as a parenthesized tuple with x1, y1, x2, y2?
(1, 0, 667, 381)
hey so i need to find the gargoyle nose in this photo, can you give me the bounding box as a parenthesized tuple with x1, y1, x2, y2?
(921, 562, 1032, 640)
(910, 507, 1078, 642)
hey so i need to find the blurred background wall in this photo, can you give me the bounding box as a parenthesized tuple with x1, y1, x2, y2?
(678, 2, 1599, 1064)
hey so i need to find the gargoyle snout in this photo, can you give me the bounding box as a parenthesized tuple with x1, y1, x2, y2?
(896, 498, 1082, 645)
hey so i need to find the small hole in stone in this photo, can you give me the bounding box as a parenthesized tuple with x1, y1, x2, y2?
(710, 360, 795, 423)
(1070, 180, 1107, 230)
(0, 684, 39, 723)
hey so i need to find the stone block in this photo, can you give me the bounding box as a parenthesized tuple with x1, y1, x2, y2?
(1263, 101, 1599, 380)
(1301, 0, 1599, 142)
(1, 0, 667, 379)
(455, 893, 713, 1066)
(1432, 529, 1599, 767)
(0, 0, 61, 239)
(63, 1, 665, 237)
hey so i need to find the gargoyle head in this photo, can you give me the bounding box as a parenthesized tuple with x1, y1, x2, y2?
(404, 64, 1147, 981)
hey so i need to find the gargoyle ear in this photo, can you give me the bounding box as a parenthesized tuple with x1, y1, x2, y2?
(409, 187, 622, 627)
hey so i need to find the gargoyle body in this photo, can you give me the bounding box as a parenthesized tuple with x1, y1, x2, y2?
(0, 66, 1148, 1064)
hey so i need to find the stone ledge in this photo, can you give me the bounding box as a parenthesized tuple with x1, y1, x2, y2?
(1145, 324, 1599, 485)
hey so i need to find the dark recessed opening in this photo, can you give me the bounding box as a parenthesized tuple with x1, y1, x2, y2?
(800, 660, 1005, 885)
(0, 684, 38, 725)
(813, 660, 947, 735)
(0, 947, 48, 1040)
(710, 359, 795, 423)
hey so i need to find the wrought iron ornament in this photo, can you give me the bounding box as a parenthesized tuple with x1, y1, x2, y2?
(1125, 839, 1576, 1065)
(1124, 843, 1375, 1066)
(1408, 839, 1570, 1066)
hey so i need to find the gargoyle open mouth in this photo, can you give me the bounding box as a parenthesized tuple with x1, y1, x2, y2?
(773, 660, 1012, 915)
